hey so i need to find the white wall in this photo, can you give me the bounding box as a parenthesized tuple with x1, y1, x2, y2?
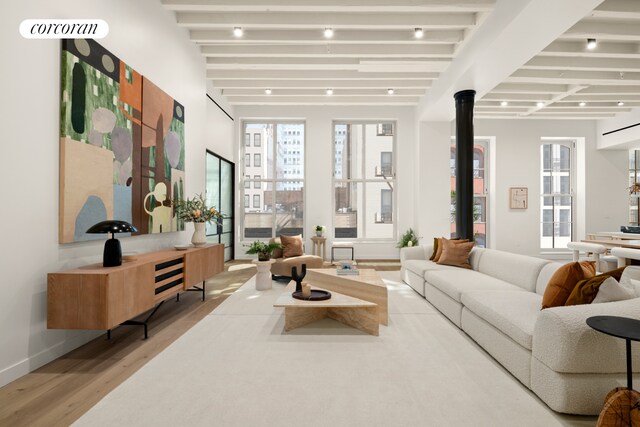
(233, 105, 417, 259)
(474, 119, 628, 257)
(597, 108, 640, 150)
(0, 0, 212, 386)
(206, 80, 236, 163)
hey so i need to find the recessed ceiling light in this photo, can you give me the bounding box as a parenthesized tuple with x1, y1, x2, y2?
(500, 101, 508, 107)
(387, 88, 395, 95)
(233, 27, 243, 37)
(414, 28, 424, 39)
(579, 101, 586, 107)
(324, 28, 334, 38)
(618, 101, 625, 106)
(265, 88, 272, 95)
(587, 38, 597, 50)
(326, 88, 333, 95)
(536, 102, 545, 108)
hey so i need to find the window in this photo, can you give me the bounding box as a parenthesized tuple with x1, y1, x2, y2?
(629, 150, 640, 225)
(244, 195, 249, 208)
(540, 141, 573, 249)
(333, 122, 395, 239)
(245, 133, 250, 147)
(244, 175, 250, 189)
(245, 153, 250, 167)
(254, 133, 261, 147)
(206, 150, 235, 261)
(242, 122, 305, 239)
(450, 139, 489, 248)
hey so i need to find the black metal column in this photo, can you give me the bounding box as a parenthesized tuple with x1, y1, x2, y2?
(454, 90, 476, 241)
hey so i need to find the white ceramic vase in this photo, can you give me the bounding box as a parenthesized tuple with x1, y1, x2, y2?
(191, 222, 207, 246)
(316, 230, 323, 237)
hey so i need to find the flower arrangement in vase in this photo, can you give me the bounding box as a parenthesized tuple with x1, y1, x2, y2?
(315, 225, 326, 237)
(173, 194, 223, 246)
(397, 228, 420, 248)
(245, 241, 283, 261)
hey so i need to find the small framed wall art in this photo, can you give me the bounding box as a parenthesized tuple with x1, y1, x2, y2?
(509, 187, 528, 209)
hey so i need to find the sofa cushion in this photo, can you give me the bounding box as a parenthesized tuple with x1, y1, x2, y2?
(592, 277, 636, 303)
(565, 273, 614, 306)
(541, 261, 596, 309)
(461, 291, 542, 350)
(425, 268, 523, 303)
(402, 259, 459, 278)
(280, 234, 303, 258)
(535, 262, 562, 295)
(477, 249, 550, 292)
(436, 239, 474, 269)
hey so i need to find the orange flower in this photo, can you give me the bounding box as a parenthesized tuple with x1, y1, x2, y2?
(193, 209, 201, 218)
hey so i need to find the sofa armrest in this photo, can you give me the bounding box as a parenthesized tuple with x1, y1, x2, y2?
(400, 245, 431, 262)
(532, 298, 640, 374)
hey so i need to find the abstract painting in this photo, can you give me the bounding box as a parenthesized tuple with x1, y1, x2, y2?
(59, 39, 185, 243)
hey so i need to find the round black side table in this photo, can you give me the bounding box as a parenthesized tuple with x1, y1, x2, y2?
(587, 315, 640, 391)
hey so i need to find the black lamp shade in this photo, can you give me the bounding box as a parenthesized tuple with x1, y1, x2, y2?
(86, 220, 138, 267)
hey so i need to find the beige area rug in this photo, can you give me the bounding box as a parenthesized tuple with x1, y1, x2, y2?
(73, 272, 595, 427)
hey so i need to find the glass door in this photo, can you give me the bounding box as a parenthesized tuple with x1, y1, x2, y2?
(206, 150, 234, 261)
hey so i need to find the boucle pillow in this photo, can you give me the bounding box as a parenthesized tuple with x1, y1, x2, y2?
(620, 266, 640, 295)
(541, 261, 596, 309)
(436, 239, 474, 269)
(280, 234, 303, 258)
(592, 277, 636, 303)
(564, 273, 611, 306)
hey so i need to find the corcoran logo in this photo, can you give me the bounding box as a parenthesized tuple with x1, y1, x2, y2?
(19, 19, 109, 39)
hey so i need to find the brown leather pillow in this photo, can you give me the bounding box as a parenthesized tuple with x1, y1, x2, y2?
(433, 237, 468, 262)
(541, 261, 596, 309)
(429, 237, 439, 261)
(280, 234, 303, 258)
(436, 239, 474, 269)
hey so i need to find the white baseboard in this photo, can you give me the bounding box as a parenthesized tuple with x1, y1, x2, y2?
(0, 330, 102, 388)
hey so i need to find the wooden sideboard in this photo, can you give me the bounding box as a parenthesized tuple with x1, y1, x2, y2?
(48, 244, 224, 337)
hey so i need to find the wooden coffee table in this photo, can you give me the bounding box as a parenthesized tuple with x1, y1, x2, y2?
(274, 283, 380, 336)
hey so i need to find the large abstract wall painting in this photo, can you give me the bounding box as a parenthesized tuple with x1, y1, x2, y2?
(59, 39, 185, 243)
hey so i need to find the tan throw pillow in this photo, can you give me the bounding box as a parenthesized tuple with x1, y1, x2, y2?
(429, 237, 439, 261)
(433, 237, 468, 263)
(280, 234, 303, 258)
(541, 261, 596, 309)
(436, 239, 474, 269)
(270, 237, 283, 259)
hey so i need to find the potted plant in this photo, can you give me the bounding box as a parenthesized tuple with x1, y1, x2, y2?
(397, 228, 420, 248)
(173, 194, 223, 246)
(315, 225, 326, 237)
(245, 241, 283, 262)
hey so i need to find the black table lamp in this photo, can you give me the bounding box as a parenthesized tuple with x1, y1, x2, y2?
(86, 220, 138, 267)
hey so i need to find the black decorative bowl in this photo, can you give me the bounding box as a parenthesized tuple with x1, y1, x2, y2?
(292, 290, 331, 301)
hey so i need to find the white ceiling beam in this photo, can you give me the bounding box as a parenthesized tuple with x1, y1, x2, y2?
(416, 0, 605, 120)
(539, 41, 640, 58)
(489, 83, 570, 94)
(190, 29, 463, 44)
(560, 21, 640, 42)
(480, 93, 555, 101)
(176, 12, 476, 30)
(205, 57, 450, 72)
(507, 69, 640, 85)
(162, 0, 495, 13)
(564, 94, 640, 101)
(222, 88, 425, 96)
(579, 85, 640, 94)
(211, 79, 432, 89)
(522, 56, 640, 72)
(590, 0, 640, 20)
(521, 84, 587, 116)
(226, 96, 420, 104)
(207, 70, 439, 80)
(199, 44, 456, 58)
(475, 114, 616, 120)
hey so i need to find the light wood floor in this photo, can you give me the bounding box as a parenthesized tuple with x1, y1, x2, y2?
(1, 261, 400, 427)
(0, 263, 256, 427)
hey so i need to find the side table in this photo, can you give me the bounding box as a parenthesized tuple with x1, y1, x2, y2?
(310, 236, 327, 261)
(253, 259, 276, 291)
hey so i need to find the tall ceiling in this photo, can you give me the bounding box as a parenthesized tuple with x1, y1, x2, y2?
(162, 0, 640, 120)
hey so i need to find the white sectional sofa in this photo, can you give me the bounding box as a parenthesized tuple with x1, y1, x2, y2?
(400, 244, 640, 415)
